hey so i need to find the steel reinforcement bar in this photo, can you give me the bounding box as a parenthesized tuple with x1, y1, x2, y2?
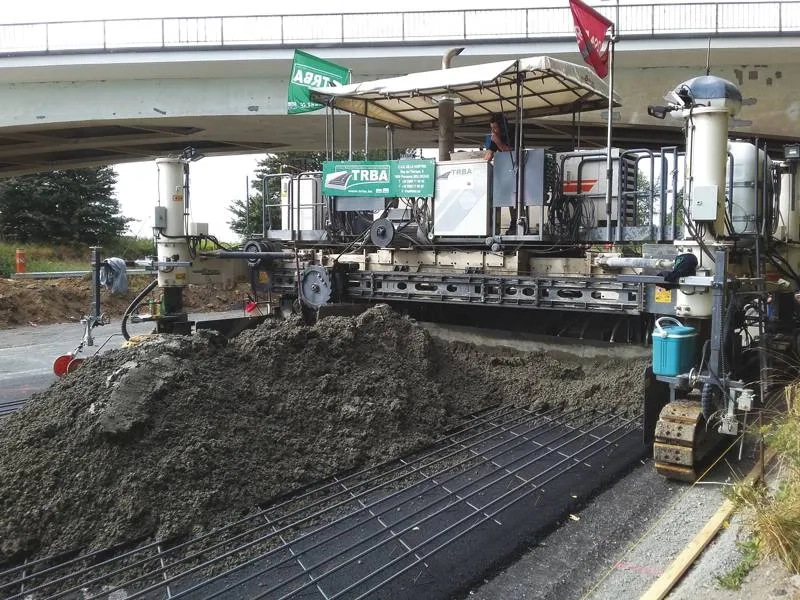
(1, 405, 643, 600)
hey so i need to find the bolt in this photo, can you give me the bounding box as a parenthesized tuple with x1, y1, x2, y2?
(311, 283, 321, 293)
(376, 226, 386, 236)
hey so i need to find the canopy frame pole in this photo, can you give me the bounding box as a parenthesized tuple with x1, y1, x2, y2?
(324, 104, 331, 161)
(331, 102, 336, 161)
(604, 27, 617, 242)
(348, 70, 353, 161)
(515, 68, 525, 236)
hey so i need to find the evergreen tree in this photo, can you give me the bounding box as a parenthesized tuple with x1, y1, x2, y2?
(228, 149, 413, 238)
(0, 167, 129, 244)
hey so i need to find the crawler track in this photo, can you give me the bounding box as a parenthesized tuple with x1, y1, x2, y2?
(653, 400, 726, 482)
(1, 405, 643, 600)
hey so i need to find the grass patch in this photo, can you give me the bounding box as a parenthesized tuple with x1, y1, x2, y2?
(26, 259, 90, 272)
(0, 237, 155, 276)
(716, 537, 760, 590)
(725, 384, 800, 577)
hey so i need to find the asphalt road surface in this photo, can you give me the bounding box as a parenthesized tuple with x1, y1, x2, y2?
(0, 311, 243, 410)
(0, 321, 100, 407)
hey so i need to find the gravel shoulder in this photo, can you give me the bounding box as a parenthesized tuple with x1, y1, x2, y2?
(668, 457, 800, 600)
(468, 438, 788, 600)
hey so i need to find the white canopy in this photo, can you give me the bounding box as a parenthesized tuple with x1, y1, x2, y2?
(309, 56, 620, 129)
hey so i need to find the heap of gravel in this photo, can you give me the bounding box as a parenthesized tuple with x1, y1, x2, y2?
(0, 305, 648, 565)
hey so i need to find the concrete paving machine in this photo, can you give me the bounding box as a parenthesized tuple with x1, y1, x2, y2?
(131, 55, 799, 482)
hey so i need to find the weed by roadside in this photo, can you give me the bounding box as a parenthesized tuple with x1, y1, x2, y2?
(726, 383, 800, 577)
(716, 537, 761, 590)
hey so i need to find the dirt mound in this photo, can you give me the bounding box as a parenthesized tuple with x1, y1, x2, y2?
(0, 276, 250, 329)
(0, 305, 648, 564)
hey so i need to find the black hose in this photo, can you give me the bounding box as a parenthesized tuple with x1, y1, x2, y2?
(701, 382, 715, 420)
(721, 289, 738, 379)
(121, 279, 159, 341)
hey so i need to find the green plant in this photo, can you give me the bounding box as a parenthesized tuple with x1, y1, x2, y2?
(0, 167, 130, 245)
(716, 537, 760, 590)
(726, 386, 800, 575)
(0, 252, 12, 278)
(101, 236, 155, 260)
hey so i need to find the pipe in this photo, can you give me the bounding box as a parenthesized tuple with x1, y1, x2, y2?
(438, 47, 464, 162)
(441, 47, 464, 70)
(199, 251, 295, 260)
(595, 256, 674, 269)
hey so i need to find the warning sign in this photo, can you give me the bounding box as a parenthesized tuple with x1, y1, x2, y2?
(654, 286, 672, 303)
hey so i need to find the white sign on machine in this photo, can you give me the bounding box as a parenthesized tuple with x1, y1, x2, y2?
(433, 160, 491, 237)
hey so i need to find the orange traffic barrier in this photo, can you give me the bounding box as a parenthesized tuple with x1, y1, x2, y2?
(15, 248, 25, 274)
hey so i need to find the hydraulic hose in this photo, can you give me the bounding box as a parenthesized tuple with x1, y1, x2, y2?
(121, 278, 159, 341)
(701, 382, 715, 420)
(721, 291, 737, 379)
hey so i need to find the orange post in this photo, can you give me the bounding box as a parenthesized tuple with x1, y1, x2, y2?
(15, 248, 26, 274)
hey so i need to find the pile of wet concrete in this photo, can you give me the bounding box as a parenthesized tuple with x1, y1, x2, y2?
(0, 305, 648, 565)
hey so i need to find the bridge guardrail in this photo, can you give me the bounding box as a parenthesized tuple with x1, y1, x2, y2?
(0, 2, 798, 54)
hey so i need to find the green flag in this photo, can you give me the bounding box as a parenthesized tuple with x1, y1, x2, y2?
(287, 50, 350, 115)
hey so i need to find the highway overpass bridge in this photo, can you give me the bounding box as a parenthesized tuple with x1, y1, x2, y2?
(0, 1, 799, 174)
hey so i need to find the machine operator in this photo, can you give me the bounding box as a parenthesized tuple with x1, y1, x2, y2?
(484, 113, 518, 235)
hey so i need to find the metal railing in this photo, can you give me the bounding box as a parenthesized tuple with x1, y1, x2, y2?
(0, 2, 798, 55)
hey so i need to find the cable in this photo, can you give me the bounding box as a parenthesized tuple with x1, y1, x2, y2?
(767, 249, 800, 286)
(121, 278, 158, 341)
(334, 228, 371, 263)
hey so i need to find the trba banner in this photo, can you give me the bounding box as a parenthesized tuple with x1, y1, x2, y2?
(322, 160, 436, 197)
(287, 50, 350, 115)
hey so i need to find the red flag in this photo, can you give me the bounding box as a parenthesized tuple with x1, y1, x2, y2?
(569, 0, 614, 78)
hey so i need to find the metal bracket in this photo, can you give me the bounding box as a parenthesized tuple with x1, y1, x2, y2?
(718, 414, 739, 436)
(734, 388, 754, 412)
(150, 260, 193, 268)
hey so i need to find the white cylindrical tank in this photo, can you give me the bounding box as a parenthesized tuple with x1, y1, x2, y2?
(727, 141, 770, 235)
(675, 285, 713, 318)
(669, 75, 741, 243)
(777, 164, 800, 241)
(684, 106, 729, 233)
(156, 158, 186, 237)
(155, 158, 190, 287)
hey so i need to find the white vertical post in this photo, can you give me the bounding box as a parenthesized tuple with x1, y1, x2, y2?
(604, 27, 616, 242)
(348, 69, 353, 160)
